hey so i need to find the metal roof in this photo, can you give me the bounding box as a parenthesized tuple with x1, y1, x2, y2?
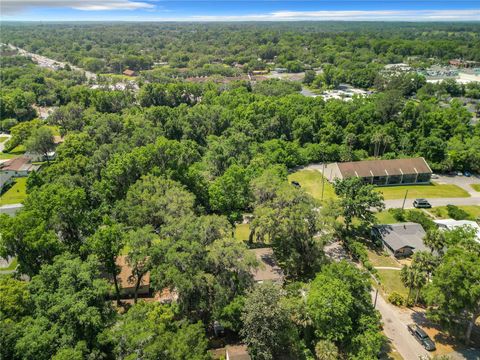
(337, 157, 431, 178)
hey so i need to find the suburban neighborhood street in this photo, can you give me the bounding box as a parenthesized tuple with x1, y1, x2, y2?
(372, 290, 430, 360)
(385, 197, 480, 209)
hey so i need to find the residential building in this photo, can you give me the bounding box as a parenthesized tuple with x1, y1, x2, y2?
(249, 247, 284, 284)
(226, 345, 251, 360)
(322, 157, 432, 186)
(122, 69, 136, 77)
(372, 222, 428, 258)
(0, 157, 40, 177)
(434, 219, 480, 243)
(115, 255, 150, 298)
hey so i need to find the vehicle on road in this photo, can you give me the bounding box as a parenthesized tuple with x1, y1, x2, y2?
(407, 324, 436, 351)
(457, 171, 463, 176)
(431, 174, 439, 179)
(413, 199, 432, 208)
(464, 171, 471, 177)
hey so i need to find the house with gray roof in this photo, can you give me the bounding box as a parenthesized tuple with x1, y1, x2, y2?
(372, 222, 428, 258)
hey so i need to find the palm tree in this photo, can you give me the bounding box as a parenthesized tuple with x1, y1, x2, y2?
(315, 339, 339, 360)
(423, 229, 446, 255)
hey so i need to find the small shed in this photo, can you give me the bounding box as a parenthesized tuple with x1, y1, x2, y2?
(122, 69, 136, 77)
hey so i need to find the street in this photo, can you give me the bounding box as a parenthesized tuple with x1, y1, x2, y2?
(373, 290, 430, 360)
(385, 197, 480, 209)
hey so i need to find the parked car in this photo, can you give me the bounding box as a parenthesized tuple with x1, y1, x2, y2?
(464, 171, 472, 177)
(413, 199, 432, 208)
(457, 171, 463, 176)
(407, 324, 436, 351)
(291, 181, 301, 188)
(431, 174, 439, 179)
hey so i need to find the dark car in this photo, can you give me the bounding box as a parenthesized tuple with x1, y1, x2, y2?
(413, 199, 432, 208)
(464, 171, 472, 177)
(407, 324, 436, 351)
(291, 181, 301, 188)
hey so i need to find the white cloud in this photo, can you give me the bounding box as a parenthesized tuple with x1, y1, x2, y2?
(186, 9, 480, 22)
(2, 0, 154, 14)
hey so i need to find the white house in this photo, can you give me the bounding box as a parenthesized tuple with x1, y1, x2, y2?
(434, 219, 480, 243)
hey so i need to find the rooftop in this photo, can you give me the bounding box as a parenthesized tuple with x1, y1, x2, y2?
(115, 255, 150, 290)
(249, 248, 284, 283)
(434, 219, 480, 242)
(373, 222, 428, 252)
(226, 345, 251, 360)
(337, 157, 431, 178)
(0, 157, 38, 172)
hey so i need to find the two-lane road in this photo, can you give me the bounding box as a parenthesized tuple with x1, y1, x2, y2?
(385, 197, 480, 209)
(373, 290, 430, 360)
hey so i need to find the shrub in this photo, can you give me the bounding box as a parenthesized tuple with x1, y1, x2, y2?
(387, 291, 405, 306)
(446, 204, 470, 220)
(405, 210, 435, 231)
(388, 208, 406, 222)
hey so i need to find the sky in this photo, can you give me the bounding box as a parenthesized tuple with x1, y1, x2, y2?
(2, 0, 480, 22)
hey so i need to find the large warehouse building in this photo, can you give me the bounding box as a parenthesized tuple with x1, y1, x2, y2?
(321, 157, 432, 186)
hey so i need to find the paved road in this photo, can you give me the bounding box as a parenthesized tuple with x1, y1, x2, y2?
(373, 290, 430, 360)
(6, 44, 97, 81)
(385, 197, 480, 209)
(0, 203, 23, 216)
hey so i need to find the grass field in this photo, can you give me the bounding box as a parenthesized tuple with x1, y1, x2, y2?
(471, 184, 480, 192)
(377, 269, 408, 298)
(235, 223, 250, 242)
(367, 249, 400, 268)
(375, 211, 398, 224)
(0, 178, 27, 205)
(0, 152, 19, 160)
(428, 205, 480, 220)
(0, 136, 8, 143)
(377, 182, 470, 200)
(287, 169, 337, 202)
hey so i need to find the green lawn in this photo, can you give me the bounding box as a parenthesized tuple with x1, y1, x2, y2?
(0, 136, 8, 143)
(367, 249, 400, 268)
(377, 269, 409, 298)
(428, 205, 480, 220)
(0, 152, 19, 160)
(0, 178, 27, 205)
(234, 223, 250, 242)
(377, 182, 470, 200)
(0, 258, 18, 271)
(287, 169, 337, 202)
(375, 211, 398, 224)
(471, 184, 480, 192)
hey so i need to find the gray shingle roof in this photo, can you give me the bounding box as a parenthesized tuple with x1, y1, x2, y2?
(373, 222, 428, 252)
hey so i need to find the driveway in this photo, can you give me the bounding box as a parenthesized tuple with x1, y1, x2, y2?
(435, 175, 480, 198)
(0, 133, 11, 152)
(373, 290, 430, 360)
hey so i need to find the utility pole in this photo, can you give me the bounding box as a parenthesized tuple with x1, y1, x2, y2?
(402, 189, 409, 210)
(321, 162, 326, 202)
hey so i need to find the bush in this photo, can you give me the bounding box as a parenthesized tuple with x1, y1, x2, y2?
(446, 204, 470, 220)
(387, 291, 405, 306)
(405, 210, 435, 231)
(388, 208, 406, 222)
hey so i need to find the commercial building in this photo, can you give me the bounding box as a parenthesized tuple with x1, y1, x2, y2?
(322, 157, 432, 186)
